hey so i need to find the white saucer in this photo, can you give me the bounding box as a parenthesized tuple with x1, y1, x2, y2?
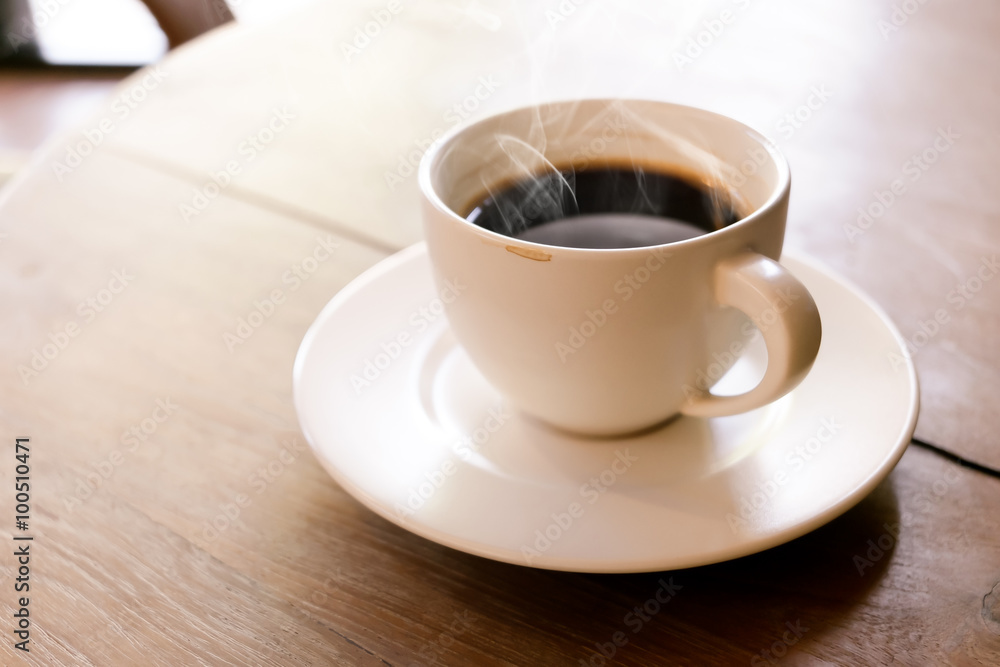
(293, 244, 918, 573)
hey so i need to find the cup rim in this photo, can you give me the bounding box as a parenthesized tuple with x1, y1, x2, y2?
(418, 97, 791, 256)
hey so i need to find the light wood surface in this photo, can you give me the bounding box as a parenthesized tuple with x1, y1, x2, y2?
(1, 1, 999, 665)
(0, 72, 124, 153)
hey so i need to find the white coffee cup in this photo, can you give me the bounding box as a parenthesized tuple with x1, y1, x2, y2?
(419, 99, 821, 436)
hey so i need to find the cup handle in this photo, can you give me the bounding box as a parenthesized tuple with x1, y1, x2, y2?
(681, 252, 822, 418)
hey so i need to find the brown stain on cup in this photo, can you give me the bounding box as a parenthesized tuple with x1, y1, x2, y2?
(506, 245, 552, 262)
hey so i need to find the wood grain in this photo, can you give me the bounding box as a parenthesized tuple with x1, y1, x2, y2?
(1, 0, 999, 665)
(84, 0, 1000, 466)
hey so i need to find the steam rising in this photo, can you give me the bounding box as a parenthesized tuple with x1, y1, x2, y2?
(465, 100, 749, 241)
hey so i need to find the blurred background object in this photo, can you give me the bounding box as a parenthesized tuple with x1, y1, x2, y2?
(0, 0, 312, 189)
(0, 0, 171, 188)
(0, 0, 169, 68)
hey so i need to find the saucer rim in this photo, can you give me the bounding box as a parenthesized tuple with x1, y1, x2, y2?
(293, 243, 919, 573)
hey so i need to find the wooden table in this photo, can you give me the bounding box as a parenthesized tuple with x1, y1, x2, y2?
(2, 1, 999, 664)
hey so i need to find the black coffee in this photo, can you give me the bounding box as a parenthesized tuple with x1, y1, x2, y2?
(465, 165, 742, 249)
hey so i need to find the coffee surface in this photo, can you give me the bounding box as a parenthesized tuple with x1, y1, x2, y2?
(466, 165, 741, 249)
(513, 214, 707, 249)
